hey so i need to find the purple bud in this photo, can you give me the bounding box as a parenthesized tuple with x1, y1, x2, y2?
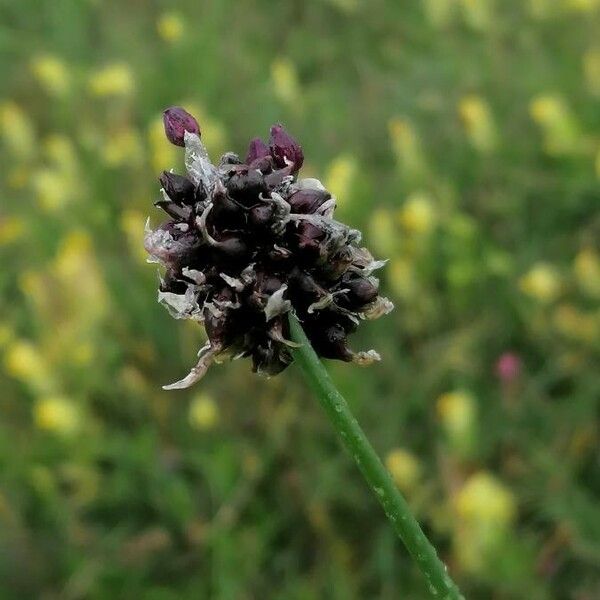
(269, 124, 304, 172)
(287, 189, 331, 214)
(163, 106, 200, 147)
(245, 138, 270, 164)
(159, 172, 195, 204)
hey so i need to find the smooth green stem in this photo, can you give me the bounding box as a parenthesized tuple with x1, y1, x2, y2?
(289, 314, 464, 600)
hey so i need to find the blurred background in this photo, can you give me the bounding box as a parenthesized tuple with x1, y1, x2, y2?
(1, 1, 599, 598)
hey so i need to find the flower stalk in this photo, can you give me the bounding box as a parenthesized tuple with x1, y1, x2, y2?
(289, 313, 464, 600)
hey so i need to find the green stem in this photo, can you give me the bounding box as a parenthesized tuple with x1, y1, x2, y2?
(288, 313, 464, 600)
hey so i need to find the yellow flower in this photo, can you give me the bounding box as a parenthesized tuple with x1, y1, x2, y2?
(574, 248, 600, 298)
(397, 191, 436, 235)
(388, 259, 418, 300)
(31, 167, 76, 212)
(102, 128, 144, 167)
(88, 63, 134, 97)
(44, 134, 77, 174)
(271, 58, 301, 108)
(529, 94, 582, 155)
(189, 394, 219, 430)
(455, 472, 516, 525)
(553, 304, 598, 343)
(0, 217, 25, 246)
(368, 208, 397, 256)
(437, 390, 476, 442)
(386, 448, 422, 493)
(388, 117, 427, 179)
(0, 101, 35, 160)
(30, 54, 70, 97)
(519, 263, 561, 303)
(157, 12, 184, 43)
(33, 396, 80, 435)
(583, 47, 600, 96)
(324, 154, 357, 206)
(3, 340, 52, 393)
(458, 95, 497, 153)
(563, 0, 600, 12)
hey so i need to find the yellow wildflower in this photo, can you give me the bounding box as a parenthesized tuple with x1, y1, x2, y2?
(368, 208, 397, 256)
(437, 390, 476, 443)
(553, 304, 598, 343)
(33, 396, 80, 435)
(389, 117, 427, 180)
(397, 191, 436, 235)
(271, 58, 302, 108)
(189, 394, 219, 430)
(102, 128, 144, 167)
(563, 0, 600, 12)
(30, 54, 70, 97)
(324, 154, 357, 206)
(386, 448, 422, 493)
(0, 101, 35, 160)
(455, 472, 516, 525)
(31, 167, 75, 212)
(519, 263, 561, 303)
(44, 134, 77, 174)
(388, 259, 418, 300)
(157, 12, 184, 43)
(88, 63, 134, 97)
(4, 340, 52, 392)
(458, 95, 497, 153)
(574, 248, 600, 298)
(0, 217, 25, 246)
(530, 94, 582, 155)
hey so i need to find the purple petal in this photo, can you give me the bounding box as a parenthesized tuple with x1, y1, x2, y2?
(245, 137, 270, 164)
(269, 124, 304, 172)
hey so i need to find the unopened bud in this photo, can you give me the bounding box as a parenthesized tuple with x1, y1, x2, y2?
(269, 124, 304, 172)
(163, 106, 200, 146)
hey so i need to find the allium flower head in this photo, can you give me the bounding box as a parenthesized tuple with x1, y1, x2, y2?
(145, 107, 394, 389)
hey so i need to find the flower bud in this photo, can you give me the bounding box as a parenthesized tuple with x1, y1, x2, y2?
(249, 204, 275, 229)
(340, 274, 379, 307)
(269, 124, 304, 172)
(287, 189, 331, 214)
(245, 137, 270, 164)
(163, 106, 200, 146)
(159, 171, 196, 204)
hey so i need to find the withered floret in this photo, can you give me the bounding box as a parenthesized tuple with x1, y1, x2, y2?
(145, 107, 393, 389)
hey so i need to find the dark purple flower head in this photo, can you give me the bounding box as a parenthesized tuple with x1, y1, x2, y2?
(269, 124, 304, 172)
(163, 106, 200, 147)
(145, 116, 392, 389)
(245, 137, 270, 164)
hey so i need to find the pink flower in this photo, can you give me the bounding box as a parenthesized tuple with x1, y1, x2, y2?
(495, 352, 522, 383)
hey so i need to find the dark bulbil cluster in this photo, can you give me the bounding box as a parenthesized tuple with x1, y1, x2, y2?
(145, 107, 393, 389)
